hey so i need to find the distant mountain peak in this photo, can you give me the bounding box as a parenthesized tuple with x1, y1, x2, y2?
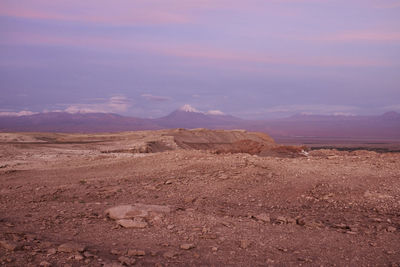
(179, 104, 202, 113)
(382, 111, 399, 116)
(380, 111, 400, 120)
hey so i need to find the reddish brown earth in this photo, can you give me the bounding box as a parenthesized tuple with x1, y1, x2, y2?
(0, 129, 399, 266)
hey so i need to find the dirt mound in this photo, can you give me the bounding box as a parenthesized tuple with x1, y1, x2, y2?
(261, 145, 309, 158)
(170, 128, 274, 144)
(215, 139, 266, 155)
(168, 128, 277, 154)
(167, 129, 308, 157)
(101, 141, 172, 154)
(0, 129, 308, 157)
(0, 133, 47, 143)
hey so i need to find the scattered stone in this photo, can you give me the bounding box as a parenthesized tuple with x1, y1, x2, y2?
(333, 223, 349, 230)
(163, 251, 177, 258)
(211, 247, 218, 252)
(58, 242, 86, 253)
(322, 193, 334, 200)
(150, 251, 157, 256)
(0, 240, 19, 251)
(47, 248, 57, 255)
(74, 253, 84, 261)
(39, 261, 52, 267)
(164, 180, 173, 185)
(184, 197, 197, 204)
(149, 214, 164, 225)
(297, 257, 313, 262)
(118, 256, 136, 265)
(254, 213, 270, 223)
(103, 262, 124, 267)
(127, 249, 146, 256)
(84, 251, 95, 258)
(5, 257, 14, 263)
(25, 234, 36, 242)
(350, 226, 359, 232)
(41, 242, 54, 248)
(111, 249, 124, 255)
(117, 218, 148, 228)
(180, 243, 195, 250)
(240, 240, 251, 249)
(276, 216, 287, 224)
(220, 221, 232, 227)
(387, 226, 396, 232)
(201, 233, 218, 239)
(346, 231, 357, 235)
(277, 247, 288, 252)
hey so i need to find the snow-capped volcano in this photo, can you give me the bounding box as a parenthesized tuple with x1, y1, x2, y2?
(178, 104, 202, 113)
(152, 105, 242, 129)
(179, 105, 225, 115)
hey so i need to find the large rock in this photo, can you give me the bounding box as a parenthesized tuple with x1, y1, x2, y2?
(116, 218, 148, 228)
(127, 249, 146, 256)
(180, 243, 195, 250)
(105, 204, 171, 220)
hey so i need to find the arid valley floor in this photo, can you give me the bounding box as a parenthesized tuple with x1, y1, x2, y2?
(0, 129, 399, 266)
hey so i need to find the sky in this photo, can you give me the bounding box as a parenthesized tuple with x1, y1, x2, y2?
(0, 0, 399, 119)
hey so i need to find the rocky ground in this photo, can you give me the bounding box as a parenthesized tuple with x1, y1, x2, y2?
(0, 130, 399, 266)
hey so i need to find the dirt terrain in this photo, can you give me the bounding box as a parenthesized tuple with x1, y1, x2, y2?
(0, 129, 399, 266)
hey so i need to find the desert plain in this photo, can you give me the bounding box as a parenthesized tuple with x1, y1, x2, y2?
(0, 129, 399, 266)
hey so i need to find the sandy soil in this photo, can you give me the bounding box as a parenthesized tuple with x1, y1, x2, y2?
(0, 130, 399, 266)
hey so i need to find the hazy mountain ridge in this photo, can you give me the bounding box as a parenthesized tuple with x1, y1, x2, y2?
(0, 108, 399, 139)
(153, 109, 244, 129)
(0, 112, 160, 132)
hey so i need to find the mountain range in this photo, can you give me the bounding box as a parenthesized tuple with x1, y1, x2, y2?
(1, 105, 399, 140)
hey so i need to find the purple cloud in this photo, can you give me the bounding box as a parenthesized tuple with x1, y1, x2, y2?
(141, 94, 172, 102)
(64, 96, 131, 114)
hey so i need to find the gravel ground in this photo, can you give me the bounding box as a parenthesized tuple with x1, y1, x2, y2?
(0, 131, 399, 266)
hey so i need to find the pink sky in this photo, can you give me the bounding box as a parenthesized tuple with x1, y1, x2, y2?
(0, 0, 399, 118)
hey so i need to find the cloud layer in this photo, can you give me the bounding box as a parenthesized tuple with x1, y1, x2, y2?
(141, 94, 172, 102)
(64, 96, 131, 114)
(0, 110, 37, 117)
